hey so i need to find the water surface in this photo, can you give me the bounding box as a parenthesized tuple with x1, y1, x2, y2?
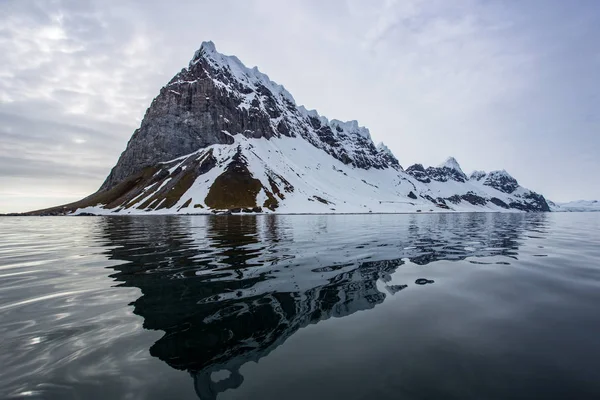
(1, 213, 599, 399)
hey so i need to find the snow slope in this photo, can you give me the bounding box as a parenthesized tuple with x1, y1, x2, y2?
(74, 134, 550, 215)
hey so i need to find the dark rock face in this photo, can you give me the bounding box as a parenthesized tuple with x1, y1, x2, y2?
(470, 170, 486, 181)
(484, 171, 519, 194)
(511, 192, 551, 212)
(378, 153, 401, 169)
(406, 164, 431, 183)
(204, 147, 263, 210)
(376, 143, 402, 170)
(490, 197, 510, 209)
(460, 192, 487, 206)
(100, 42, 399, 192)
(426, 166, 467, 183)
(422, 194, 437, 204)
(102, 47, 277, 190)
(446, 195, 462, 205)
(415, 278, 434, 285)
(421, 194, 451, 209)
(407, 163, 467, 184)
(443, 191, 548, 212)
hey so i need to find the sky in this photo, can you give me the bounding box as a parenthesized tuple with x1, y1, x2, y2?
(1, 0, 599, 213)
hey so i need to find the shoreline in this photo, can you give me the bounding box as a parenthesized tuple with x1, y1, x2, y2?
(1, 210, 554, 217)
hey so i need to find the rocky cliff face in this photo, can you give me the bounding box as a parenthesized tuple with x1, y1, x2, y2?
(101, 41, 398, 191)
(406, 164, 431, 184)
(483, 170, 520, 194)
(423, 157, 468, 183)
(37, 41, 550, 215)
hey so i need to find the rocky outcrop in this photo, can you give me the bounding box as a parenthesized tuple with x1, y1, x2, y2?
(470, 170, 486, 181)
(483, 170, 519, 194)
(426, 157, 468, 183)
(407, 157, 469, 183)
(376, 142, 402, 170)
(406, 164, 431, 183)
(509, 192, 551, 212)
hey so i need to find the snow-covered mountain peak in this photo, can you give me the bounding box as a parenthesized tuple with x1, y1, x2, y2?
(470, 170, 487, 181)
(190, 40, 296, 106)
(190, 40, 217, 66)
(375, 142, 402, 170)
(377, 142, 392, 154)
(297, 106, 329, 126)
(330, 120, 371, 139)
(415, 156, 468, 183)
(190, 42, 375, 145)
(439, 157, 464, 173)
(489, 169, 513, 179)
(296, 107, 371, 140)
(118, 40, 400, 179)
(484, 170, 519, 194)
(61, 41, 551, 216)
(200, 40, 217, 53)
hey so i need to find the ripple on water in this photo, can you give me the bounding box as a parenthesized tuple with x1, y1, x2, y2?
(0, 213, 599, 400)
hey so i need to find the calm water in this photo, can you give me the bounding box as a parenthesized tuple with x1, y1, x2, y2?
(1, 213, 599, 399)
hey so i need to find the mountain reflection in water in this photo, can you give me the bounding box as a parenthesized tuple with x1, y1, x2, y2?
(99, 213, 547, 399)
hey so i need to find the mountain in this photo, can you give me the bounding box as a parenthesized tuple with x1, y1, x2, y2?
(549, 200, 600, 212)
(30, 41, 550, 215)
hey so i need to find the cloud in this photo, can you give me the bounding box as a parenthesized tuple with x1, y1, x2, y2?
(0, 0, 599, 212)
(0, 0, 176, 211)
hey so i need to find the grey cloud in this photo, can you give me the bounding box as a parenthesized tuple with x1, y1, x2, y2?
(0, 0, 599, 212)
(0, 155, 106, 180)
(0, 107, 133, 143)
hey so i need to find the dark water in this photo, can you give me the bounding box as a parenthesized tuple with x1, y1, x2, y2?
(1, 213, 599, 400)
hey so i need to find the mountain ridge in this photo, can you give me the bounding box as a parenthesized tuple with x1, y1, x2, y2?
(28, 41, 551, 215)
(550, 200, 600, 212)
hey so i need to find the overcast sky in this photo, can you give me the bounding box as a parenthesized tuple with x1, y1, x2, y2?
(1, 0, 599, 212)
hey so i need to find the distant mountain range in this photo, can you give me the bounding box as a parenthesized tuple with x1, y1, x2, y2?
(549, 200, 600, 212)
(30, 41, 558, 215)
